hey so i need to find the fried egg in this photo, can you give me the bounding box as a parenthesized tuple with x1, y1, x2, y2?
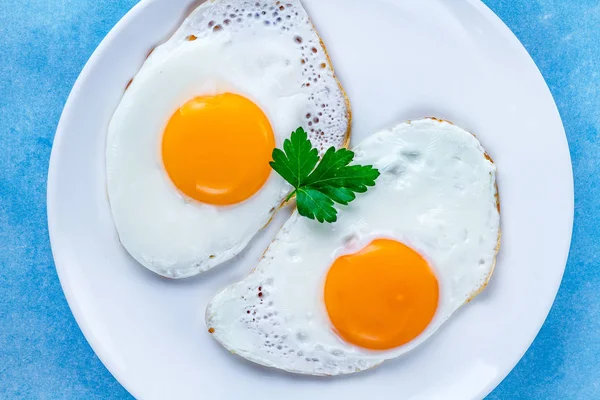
(206, 118, 500, 375)
(106, 0, 350, 278)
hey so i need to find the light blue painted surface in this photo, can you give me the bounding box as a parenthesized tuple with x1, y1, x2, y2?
(0, 0, 597, 398)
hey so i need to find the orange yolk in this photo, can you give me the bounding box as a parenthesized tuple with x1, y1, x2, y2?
(162, 93, 275, 205)
(324, 239, 439, 350)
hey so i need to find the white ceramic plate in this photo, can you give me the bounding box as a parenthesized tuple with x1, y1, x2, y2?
(48, 0, 573, 399)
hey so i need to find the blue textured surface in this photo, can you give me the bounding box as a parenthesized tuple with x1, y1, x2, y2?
(0, 0, 597, 398)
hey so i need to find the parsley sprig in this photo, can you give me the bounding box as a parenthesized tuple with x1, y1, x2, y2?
(270, 127, 380, 223)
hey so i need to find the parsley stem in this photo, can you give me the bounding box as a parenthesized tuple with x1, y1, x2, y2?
(285, 190, 297, 203)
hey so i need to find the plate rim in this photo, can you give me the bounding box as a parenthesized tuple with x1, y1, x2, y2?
(47, 0, 574, 398)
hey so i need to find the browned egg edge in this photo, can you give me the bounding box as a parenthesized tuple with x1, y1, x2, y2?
(420, 117, 501, 304)
(261, 3, 353, 224)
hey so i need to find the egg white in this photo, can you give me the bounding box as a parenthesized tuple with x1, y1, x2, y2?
(206, 118, 500, 375)
(106, 0, 350, 278)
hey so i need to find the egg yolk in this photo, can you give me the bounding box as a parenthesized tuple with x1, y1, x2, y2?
(324, 239, 439, 350)
(162, 93, 275, 205)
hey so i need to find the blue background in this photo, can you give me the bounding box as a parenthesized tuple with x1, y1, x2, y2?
(0, 0, 598, 398)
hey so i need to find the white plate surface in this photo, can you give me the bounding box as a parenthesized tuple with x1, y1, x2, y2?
(48, 0, 573, 399)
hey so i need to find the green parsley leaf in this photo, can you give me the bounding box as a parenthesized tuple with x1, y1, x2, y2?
(269, 127, 380, 223)
(296, 188, 337, 223)
(270, 127, 319, 188)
